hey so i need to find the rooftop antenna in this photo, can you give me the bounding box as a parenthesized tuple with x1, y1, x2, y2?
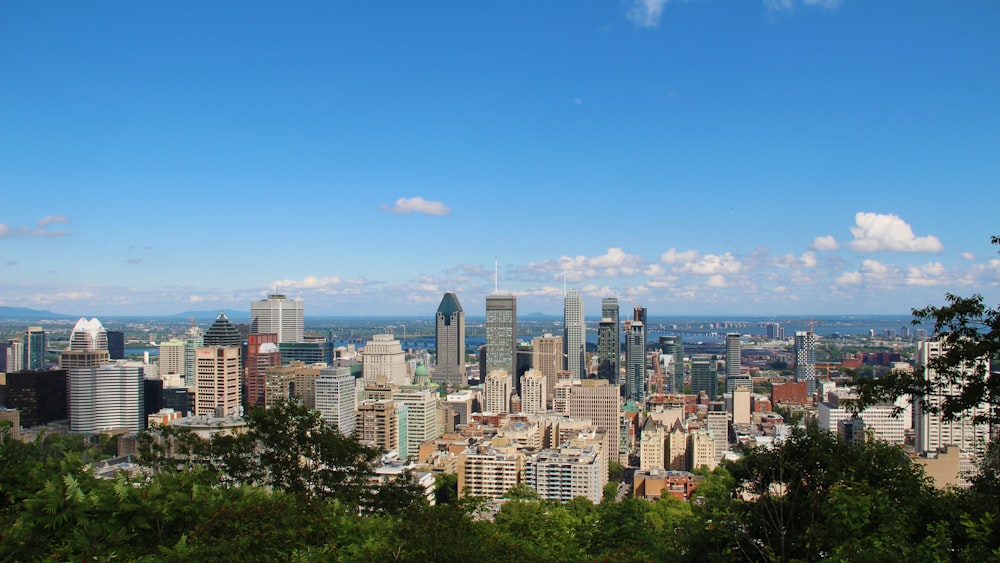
(494, 256, 499, 295)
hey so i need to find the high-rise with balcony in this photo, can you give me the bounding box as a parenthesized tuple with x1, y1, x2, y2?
(434, 292, 466, 387)
(563, 289, 585, 379)
(69, 360, 145, 433)
(569, 379, 622, 463)
(914, 339, 990, 456)
(251, 294, 304, 344)
(794, 331, 817, 395)
(485, 294, 517, 379)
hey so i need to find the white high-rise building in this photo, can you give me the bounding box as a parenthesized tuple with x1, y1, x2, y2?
(484, 370, 513, 413)
(914, 339, 990, 455)
(725, 333, 751, 392)
(69, 360, 145, 433)
(361, 333, 409, 386)
(564, 289, 585, 379)
(526, 442, 607, 504)
(158, 340, 186, 379)
(394, 386, 442, 459)
(250, 293, 304, 344)
(315, 366, 357, 435)
(520, 369, 546, 415)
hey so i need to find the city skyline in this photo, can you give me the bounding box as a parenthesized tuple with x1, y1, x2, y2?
(2, 2, 998, 318)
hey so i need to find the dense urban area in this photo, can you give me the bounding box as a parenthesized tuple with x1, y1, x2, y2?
(1, 288, 999, 561)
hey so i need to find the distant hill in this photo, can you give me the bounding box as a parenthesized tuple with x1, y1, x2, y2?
(0, 306, 77, 321)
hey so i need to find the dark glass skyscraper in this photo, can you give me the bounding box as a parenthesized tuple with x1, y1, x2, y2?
(658, 336, 684, 394)
(203, 312, 242, 347)
(485, 295, 517, 379)
(106, 331, 125, 360)
(434, 292, 466, 387)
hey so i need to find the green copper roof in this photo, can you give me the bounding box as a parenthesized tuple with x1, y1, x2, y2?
(415, 363, 430, 376)
(437, 292, 463, 316)
(623, 399, 641, 413)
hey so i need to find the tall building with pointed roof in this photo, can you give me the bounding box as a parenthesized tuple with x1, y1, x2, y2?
(434, 292, 466, 387)
(204, 312, 243, 348)
(60, 318, 110, 370)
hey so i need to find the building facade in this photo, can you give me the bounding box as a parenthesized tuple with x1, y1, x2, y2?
(250, 293, 304, 344)
(563, 289, 585, 379)
(434, 292, 466, 387)
(315, 366, 356, 435)
(69, 361, 145, 433)
(485, 295, 517, 380)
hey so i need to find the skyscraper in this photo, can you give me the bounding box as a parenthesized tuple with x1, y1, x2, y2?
(245, 333, 280, 407)
(23, 326, 46, 371)
(203, 312, 243, 348)
(484, 370, 513, 413)
(624, 319, 646, 402)
(106, 331, 125, 360)
(569, 379, 622, 463)
(913, 339, 989, 455)
(794, 331, 817, 395)
(725, 333, 751, 392)
(658, 336, 685, 394)
(315, 366, 357, 435)
(563, 289, 585, 379)
(690, 354, 718, 399)
(60, 318, 110, 370)
(485, 294, 517, 379)
(362, 333, 409, 386)
(194, 346, 241, 416)
(250, 294, 304, 344)
(598, 297, 620, 382)
(69, 361, 145, 433)
(520, 369, 546, 415)
(532, 334, 563, 407)
(434, 292, 466, 387)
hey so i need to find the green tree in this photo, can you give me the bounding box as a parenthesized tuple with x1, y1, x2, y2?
(855, 235, 1000, 424)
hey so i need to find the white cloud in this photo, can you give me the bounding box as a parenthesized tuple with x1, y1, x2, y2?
(801, 251, 817, 268)
(273, 275, 343, 290)
(804, 0, 843, 9)
(836, 272, 863, 285)
(961, 252, 976, 261)
(659, 248, 699, 264)
(678, 253, 742, 275)
(847, 212, 943, 253)
(774, 251, 817, 269)
(811, 235, 840, 251)
(38, 215, 69, 228)
(764, 0, 794, 13)
(519, 248, 646, 282)
(706, 275, 728, 288)
(627, 0, 668, 28)
(906, 262, 946, 287)
(383, 196, 452, 216)
(0, 216, 71, 238)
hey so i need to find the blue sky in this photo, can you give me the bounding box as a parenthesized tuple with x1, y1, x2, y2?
(1, 1, 998, 317)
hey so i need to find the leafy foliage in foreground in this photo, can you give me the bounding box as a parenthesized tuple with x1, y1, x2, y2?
(3, 420, 1000, 562)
